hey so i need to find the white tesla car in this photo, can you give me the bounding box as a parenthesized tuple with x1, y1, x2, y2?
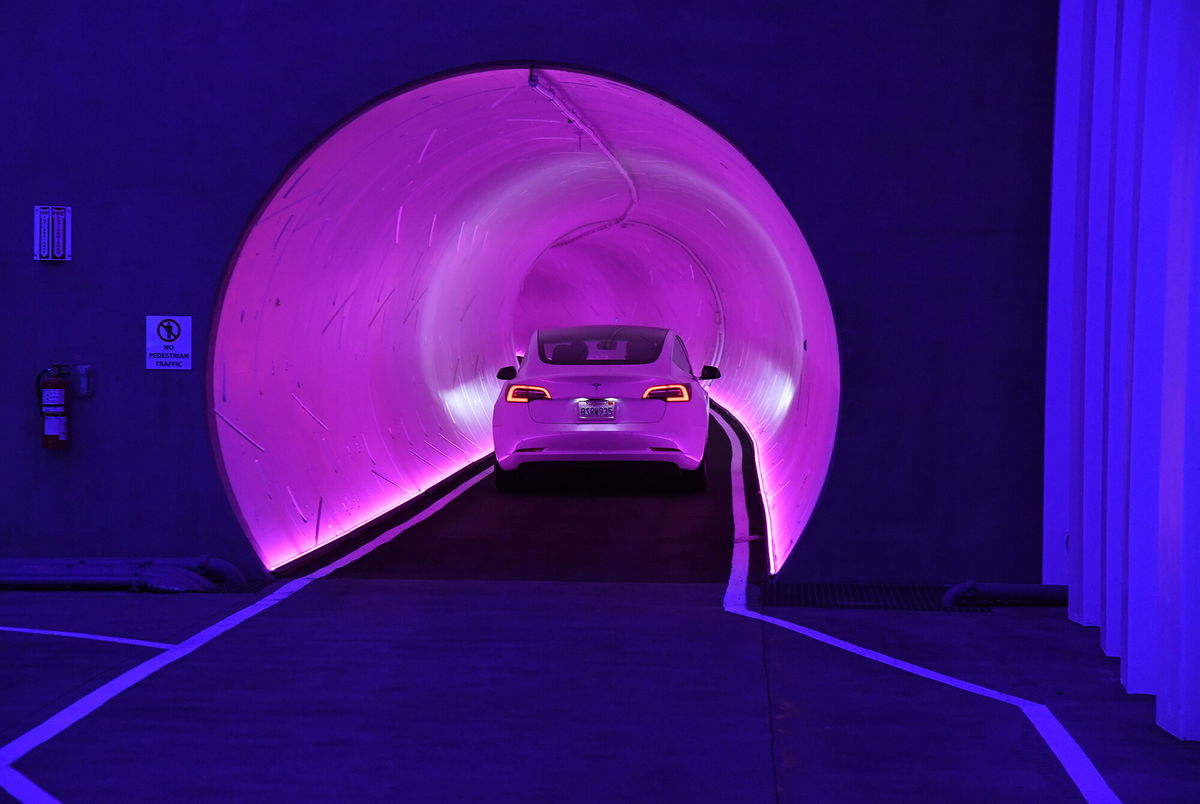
(491, 325, 720, 491)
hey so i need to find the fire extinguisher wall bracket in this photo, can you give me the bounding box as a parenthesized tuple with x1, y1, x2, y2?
(39, 366, 70, 449)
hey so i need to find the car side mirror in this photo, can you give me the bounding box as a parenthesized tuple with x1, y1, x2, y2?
(496, 366, 517, 380)
(700, 365, 721, 380)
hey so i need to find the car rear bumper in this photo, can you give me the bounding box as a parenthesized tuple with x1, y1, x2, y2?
(494, 421, 706, 471)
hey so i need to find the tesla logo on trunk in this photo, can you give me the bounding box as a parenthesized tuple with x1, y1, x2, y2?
(592, 383, 602, 391)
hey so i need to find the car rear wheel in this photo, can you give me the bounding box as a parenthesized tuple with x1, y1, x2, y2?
(494, 459, 522, 493)
(678, 452, 707, 493)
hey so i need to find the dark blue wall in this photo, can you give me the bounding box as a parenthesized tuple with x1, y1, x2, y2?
(0, 2, 1057, 582)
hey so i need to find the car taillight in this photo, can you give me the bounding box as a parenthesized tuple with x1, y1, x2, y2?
(506, 384, 552, 402)
(643, 384, 690, 402)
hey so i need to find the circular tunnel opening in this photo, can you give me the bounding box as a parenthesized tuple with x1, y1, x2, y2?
(210, 65, 839, 574)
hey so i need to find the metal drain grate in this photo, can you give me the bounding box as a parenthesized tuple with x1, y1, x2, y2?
(761, 583, 991, 612)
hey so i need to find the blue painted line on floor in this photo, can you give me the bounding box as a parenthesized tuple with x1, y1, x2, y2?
(0, 468, 493, 802)
(712, 411, 1120, 804)
(0, 766, 56, 804)
(0, 626, 174, 651)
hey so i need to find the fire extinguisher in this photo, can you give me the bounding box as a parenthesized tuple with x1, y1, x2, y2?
(38, 366, 69, 449)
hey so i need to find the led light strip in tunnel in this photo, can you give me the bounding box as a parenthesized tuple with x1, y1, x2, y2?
(210, 65, 839, 573)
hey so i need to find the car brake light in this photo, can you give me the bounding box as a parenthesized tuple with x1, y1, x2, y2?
(643, 384, 690, 402)
(506, 384, 552, 402)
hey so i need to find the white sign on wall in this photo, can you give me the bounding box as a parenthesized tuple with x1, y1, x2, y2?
(146, 316, 192, 370)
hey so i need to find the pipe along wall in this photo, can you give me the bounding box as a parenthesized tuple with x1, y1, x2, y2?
(210, 67, 839, 573)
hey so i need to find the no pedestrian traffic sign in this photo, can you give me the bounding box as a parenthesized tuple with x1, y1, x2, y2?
(146, 316, 192, 370)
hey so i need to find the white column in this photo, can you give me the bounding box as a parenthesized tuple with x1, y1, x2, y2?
(1047, 0, 1200, 739)
(1044, 0, 1092, 591)
(1109, 0, 1151, 690)
(1082, 0, 1121, 633)
(1149, 0, 1200, 739)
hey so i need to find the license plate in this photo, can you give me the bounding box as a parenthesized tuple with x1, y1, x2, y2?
(578, 399, 615, 419)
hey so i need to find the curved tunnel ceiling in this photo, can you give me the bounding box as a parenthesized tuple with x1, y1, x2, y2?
(210, 66, 839, 574)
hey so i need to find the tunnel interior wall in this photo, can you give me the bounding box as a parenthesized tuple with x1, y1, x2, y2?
(0, 2, 1056, 583)
(213, 68, 837, 571)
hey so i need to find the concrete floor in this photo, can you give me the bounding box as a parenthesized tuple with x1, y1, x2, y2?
(1, 421, 1197, 802)
(761, 606, 1200, 802)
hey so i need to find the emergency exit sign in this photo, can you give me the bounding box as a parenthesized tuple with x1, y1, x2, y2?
(34, 205, 72, 260)
(146, 316, 192, 370)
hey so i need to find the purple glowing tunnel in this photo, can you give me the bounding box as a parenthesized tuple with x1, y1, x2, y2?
(210, 66, 839, 573)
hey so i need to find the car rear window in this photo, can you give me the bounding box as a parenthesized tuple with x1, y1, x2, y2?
(538, 325, 668, 365)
